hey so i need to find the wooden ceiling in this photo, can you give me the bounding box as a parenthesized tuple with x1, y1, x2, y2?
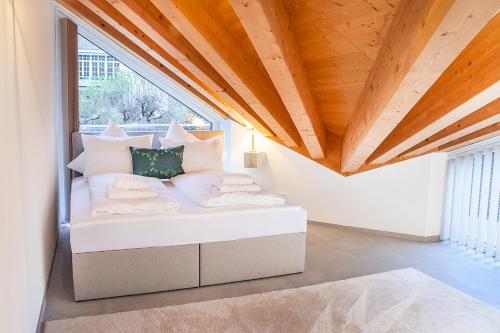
(58, 0, 500, 175)
(284, 0, 398, 137)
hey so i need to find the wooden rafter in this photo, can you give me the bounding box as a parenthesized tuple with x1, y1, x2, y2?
(104, 0, 274, 137)
(369, 14, 500, 164)
(81, 0, 203, 88)
(150, 0, 302, 147)
(439, 122, 500, 152)
(231, 0, 326, 159)
(401, 99, 500, 158)
(348, 112, 500, 175)
(341, 0, 499, 173)
(57, 0, 230, 119)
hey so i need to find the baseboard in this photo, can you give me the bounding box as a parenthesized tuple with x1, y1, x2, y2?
(308, 221, 441, 243)
(36, 285, 50, 333)
(36, 222, 62, 333)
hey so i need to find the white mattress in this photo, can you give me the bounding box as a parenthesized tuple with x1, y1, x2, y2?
(70, 177, 307, 253)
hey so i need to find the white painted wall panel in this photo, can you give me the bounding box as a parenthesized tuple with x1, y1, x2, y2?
(226, 121, 448, 237)
(0, 0, 58, 332)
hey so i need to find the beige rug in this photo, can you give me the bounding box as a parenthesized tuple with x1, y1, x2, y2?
(45, 268, 500, 333)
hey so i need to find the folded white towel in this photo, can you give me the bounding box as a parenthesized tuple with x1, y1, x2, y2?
(218, 183, 261, 193)
(222, 173, 254, 185)
(89, 174, 178, 216)
(171, 172, 286, 207)
(205, 191, 285, 207)
(114, 175, 151, 190)
(107, 186, 158, 200)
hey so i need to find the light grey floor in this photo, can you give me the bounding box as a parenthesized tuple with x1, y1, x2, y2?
(42, 223, 500, 326)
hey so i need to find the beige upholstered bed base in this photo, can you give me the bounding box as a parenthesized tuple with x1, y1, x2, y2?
(200, 233, 306, 286)
(73, 233, 306, 301)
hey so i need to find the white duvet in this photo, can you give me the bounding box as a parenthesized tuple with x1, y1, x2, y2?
(88, 173, 179, 216)
(171, 172, 285, 207)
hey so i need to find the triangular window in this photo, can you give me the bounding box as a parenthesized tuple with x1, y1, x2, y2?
(77, 35, 212, 132)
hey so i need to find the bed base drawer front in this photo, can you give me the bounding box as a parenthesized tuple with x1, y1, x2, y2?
(200, 232, 306, 286)
(72, 244, 199, 301)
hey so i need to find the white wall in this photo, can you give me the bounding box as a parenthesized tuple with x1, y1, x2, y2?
(0, 1, 58, 332)
(226, 121, 448, 237)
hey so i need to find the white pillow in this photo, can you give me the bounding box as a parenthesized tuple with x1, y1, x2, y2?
(160, 136, 223, 173)
(101, 121, 127, 137)
(67, 153, 86, 174)
(67, 122, 128, 174)
(83, 134, 153, 177)
(166, 120, 199, 141)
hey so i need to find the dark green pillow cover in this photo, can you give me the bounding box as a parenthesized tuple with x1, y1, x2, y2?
(129, 146, 184, 179)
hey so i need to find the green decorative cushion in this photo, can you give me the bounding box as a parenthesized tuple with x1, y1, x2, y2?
(129, 146, 184, 179)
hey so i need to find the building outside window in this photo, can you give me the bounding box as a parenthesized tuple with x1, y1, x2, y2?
(78, 34, 212, 132)
(78, 54, 91, 79)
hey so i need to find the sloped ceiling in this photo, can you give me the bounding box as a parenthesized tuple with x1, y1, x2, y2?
(57, 0, 500, 175)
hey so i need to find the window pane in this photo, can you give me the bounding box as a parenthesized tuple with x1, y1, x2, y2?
(77, 35, 212, 132)
(106, 61, 113, 77)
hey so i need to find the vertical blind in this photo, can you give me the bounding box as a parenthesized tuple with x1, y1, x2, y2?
(442, 143, 500, 260)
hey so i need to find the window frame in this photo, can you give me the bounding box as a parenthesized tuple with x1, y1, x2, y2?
(57, 5, 223, 131)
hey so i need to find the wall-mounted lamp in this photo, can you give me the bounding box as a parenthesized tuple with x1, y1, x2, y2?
(244, 126, 265, 168)
(249, 127, 256, 152)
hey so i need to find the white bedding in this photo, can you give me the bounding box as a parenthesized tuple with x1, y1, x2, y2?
(88, 174, 178, 216)
(171, 172, 285, 207)
(70, 177, 307, 253)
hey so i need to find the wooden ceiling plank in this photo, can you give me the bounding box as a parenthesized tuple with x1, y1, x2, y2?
(340, 0, 499, 172)
(438, 122, 500, 152)
(401, 98, 500, 158)
(150, 0, 302, 147)
(57, 0, 228, 118)
(369, 14, 500, 164)
(231, 0, 326, 159)
(105, 0, 274, 137)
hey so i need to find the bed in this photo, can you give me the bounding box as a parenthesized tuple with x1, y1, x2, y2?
(70, 131, 307, 301)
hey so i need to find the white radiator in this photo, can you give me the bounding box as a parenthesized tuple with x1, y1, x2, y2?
(442, 140, 500, 260)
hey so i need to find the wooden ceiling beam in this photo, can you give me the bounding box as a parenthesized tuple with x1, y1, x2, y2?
(368, 15, 500, 164)
(150, 0, 302, 148)
(105, 0, 274, 137)
(106, 0, 219, 90)
(400, 98, 500, 158)
(231, 0, 326, 159)
(348, 116, 500, 175)
(438, 122, 500, 152)
(340, 0, 499, 173)
(57, 0, 228, 118)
